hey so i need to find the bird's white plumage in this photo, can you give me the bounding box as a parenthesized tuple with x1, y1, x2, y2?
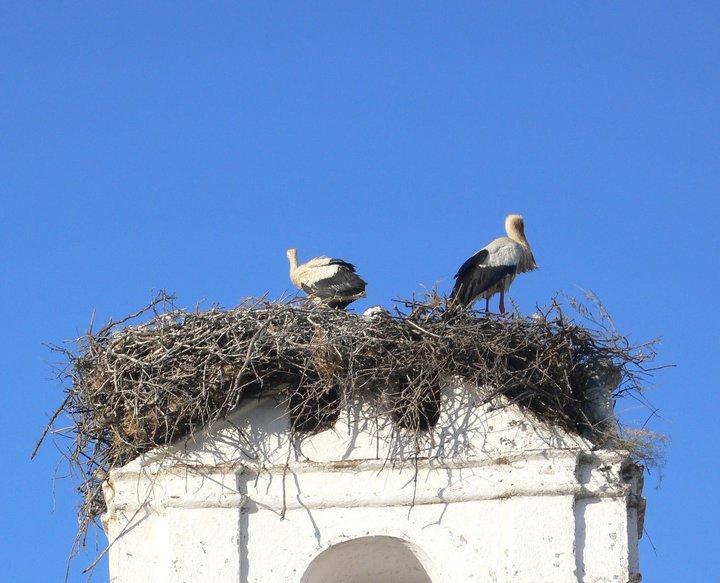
(362, 306, 388, 318)
(294, 262, 342, 286)
(300, 256, 334, 268)
(286, 248, 367, 309)
(479, 237, 535, 272)
(450, 214, 537, 310)
(482, 237, 524, 266)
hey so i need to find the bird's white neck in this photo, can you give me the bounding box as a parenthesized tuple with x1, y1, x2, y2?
(507, 224, 530, 248)
(287, 251, 300, 286)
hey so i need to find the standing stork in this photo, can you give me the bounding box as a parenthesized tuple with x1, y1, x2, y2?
(286, 248, 367, 309)
(450, 214, 537, 314)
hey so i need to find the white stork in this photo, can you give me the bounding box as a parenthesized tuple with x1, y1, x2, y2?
(286, 248, 367, 309)
(450, 214, 537, 313)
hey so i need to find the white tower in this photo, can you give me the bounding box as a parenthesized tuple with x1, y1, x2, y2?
(103, 381, 644, 582)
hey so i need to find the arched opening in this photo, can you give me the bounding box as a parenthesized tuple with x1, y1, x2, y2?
(301, 535, 435, 583)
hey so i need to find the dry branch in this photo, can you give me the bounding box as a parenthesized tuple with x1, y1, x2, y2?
(39, 291, 657, 549)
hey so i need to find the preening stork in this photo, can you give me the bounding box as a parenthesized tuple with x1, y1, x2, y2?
(450, 214, 537, 314)
(286, 248, 367, 309)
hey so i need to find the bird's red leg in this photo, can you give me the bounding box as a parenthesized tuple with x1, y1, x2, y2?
(499, 290, 506, 314)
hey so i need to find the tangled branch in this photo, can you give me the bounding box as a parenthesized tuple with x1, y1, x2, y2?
(38, 291, 659, 549)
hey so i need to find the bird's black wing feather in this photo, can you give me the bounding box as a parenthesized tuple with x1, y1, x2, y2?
(453, 249, 489, 280)
(451, 262, 516, 307)
(328, 258, 357, 272)
(303, 268, 367, 307)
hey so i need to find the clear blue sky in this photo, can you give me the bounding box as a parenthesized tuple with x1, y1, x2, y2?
(2, 3, 718, 581)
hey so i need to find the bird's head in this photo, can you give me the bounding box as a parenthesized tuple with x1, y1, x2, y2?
(286, 248, 298, 268)
(505, 214, 529, 245)
(505, 213, 525, 230)
(505, 215, 530, 247)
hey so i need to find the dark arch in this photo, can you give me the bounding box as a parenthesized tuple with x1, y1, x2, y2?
(301, 535, 435, 583)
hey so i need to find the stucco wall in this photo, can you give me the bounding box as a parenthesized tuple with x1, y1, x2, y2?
(103, 382, 644, 582)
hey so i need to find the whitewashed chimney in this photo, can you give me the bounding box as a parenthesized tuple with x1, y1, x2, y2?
(102, 380, 644, 582)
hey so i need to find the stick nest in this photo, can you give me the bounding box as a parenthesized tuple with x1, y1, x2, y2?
(40, 292, 657, 547)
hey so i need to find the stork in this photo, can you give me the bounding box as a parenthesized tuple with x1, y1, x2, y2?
(450, 214, 537, 314)
(286, 248, 367, 309)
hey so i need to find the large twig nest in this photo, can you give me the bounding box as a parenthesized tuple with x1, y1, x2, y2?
(38, 291, 659, 548)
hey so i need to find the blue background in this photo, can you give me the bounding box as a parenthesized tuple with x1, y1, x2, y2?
(2, 3, 718, 580)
